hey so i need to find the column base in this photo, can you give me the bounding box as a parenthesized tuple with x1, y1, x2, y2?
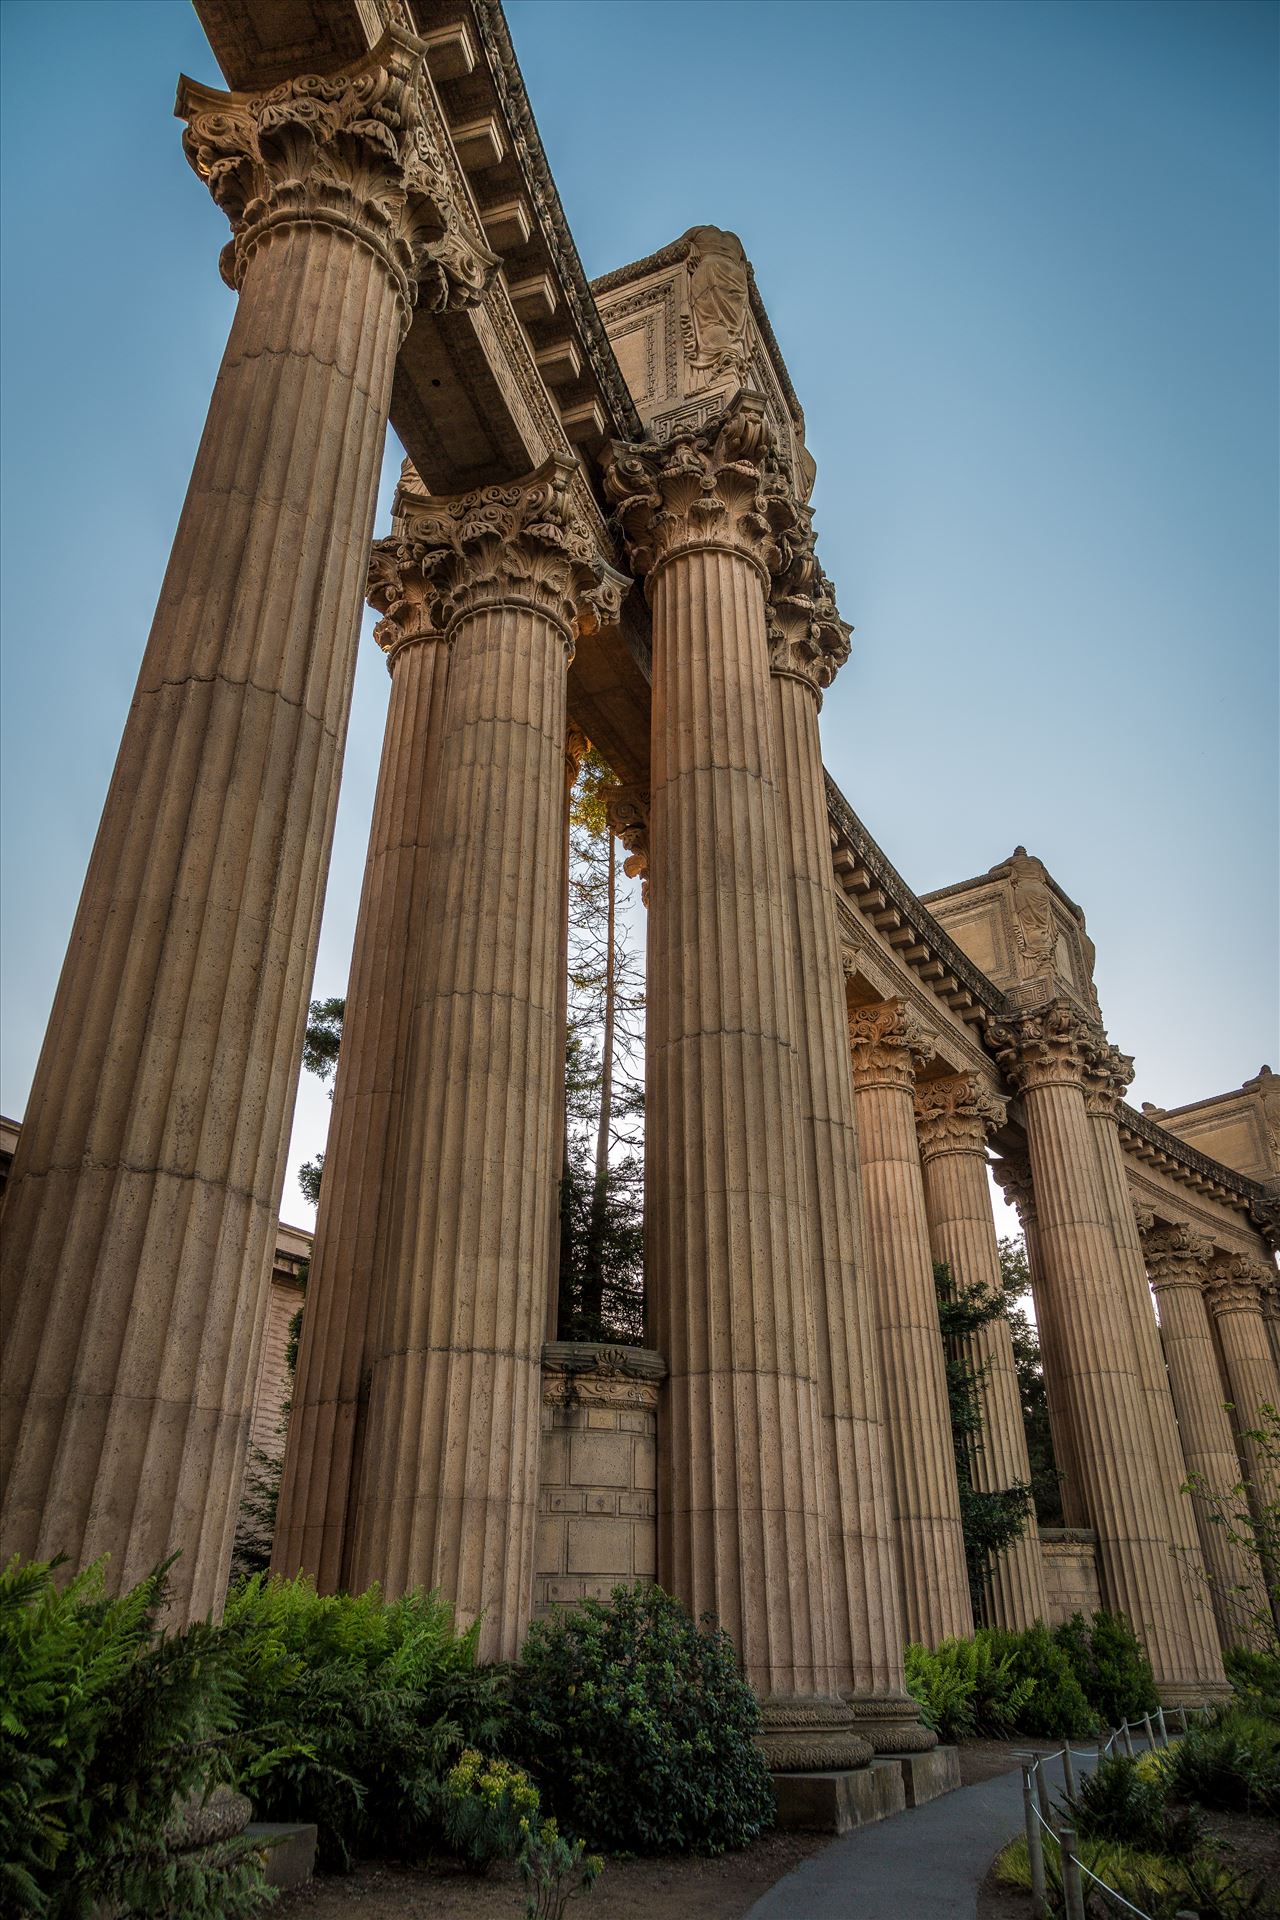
(842, 1689, 937, 1753)
(896, 1744, 961, 1806)
(773, 1760, 906, 1834)
(1156, 1680, 1234, 1711)
(757, 1694, 874, 1772)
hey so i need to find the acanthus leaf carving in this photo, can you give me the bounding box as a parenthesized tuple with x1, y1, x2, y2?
(1141, 1220, 1215, 1291)
(1204, 1253, 1272, 1318)
(847, 998, 935, 1091)
(397, 454, 628, 645)
(177, 29, 499, 327)
(914, 1073, 1007, 1159)
(366, 534, 443, 663)
(986, 997, 1105, 1096)
(603, 784, 650, 905)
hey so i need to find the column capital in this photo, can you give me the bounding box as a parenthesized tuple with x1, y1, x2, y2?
(564, 720, 591, 788)
(986, 997, 1105, 1096)
(1082, 1041, 1137, 1118)
(397, 456, 628, 646)
(847, 998, 934, 1093)
(604, 784, 650, 904)
(991, 1148, 1036, 1228)
(767, 513, 853, 701)
(367, 535, 446, 665)
(914, 1073, 1007, 1160)
(602, 392, 805, 589)
(1142, 1221, 1215, 1293)
(1205, 1254, 1273, 1319)
(177, 29, 499, 322)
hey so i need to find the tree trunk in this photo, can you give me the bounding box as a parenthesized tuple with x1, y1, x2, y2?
(582, 830, 616, 1331)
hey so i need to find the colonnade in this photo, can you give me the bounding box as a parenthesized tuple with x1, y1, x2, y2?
(3, 24, 1272, 1767)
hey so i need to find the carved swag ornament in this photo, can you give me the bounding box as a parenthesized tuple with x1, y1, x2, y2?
(177, 29, 498, 327)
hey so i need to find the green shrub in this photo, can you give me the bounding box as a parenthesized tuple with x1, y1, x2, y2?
(1064, 1753, 1203, 1859)
(1165, 1706, 1280, 1818)
(1225, 1645, 1280, 1718)
(1053, 1610, 1158, 1727)
(996, 1831, 1274, 1919)
(982, 1623, 1097, 1739)
(517, 1817, 603, 1920)
(441, 1749, 540, 1870)
(222, 1573, 506, 1870)
(512, 1584, 773, 1854)
(903, 1634, 1034, 1741)
(0, 1557, 267, 1919)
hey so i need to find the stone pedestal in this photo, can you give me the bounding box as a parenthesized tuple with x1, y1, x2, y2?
(0, 36, 495, 1619)
(848, 1002, 973, 1648)
(273, 524, 450, 1591)
(1040, 1529, 1102, 1625)
(348, 461, 624, 1660)
(534, 1344, 663, 1613)
(1144, 1225, 1268, 1646)
(989, 1001, 1226, 1702)
(604, 397, 869, 1770)
(916, 1075, 1048, 1630)
(769, 578, 928, 1750)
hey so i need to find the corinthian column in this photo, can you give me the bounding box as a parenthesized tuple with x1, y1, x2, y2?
(0, 34, 496, 1621)
(1083, 1054, 1221, 1677)
(1205, 1256, 1280, 1512)
(915, 1076, 1048, 1629)
(273, 519, 450, 1590)
(987, 1002, 1226, 1701)
(603, 397, 870, 1771)
(848, 1002, 973, 1647)
(348, 461, 624, 1661)
(766, 570, 928, 1750)
(1143, 1223, 1267, 1646)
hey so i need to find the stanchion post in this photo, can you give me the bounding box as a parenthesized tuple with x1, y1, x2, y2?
(1023, 1767, 1048, 1920)
(1122, 1721, 1135, 1758)
(1142, 1711, 1156, 1750)
(1062, 1743, 1077, 1802)
(1059, 1824, 1086, 1920)
(1036, 1758, 1053, 1827)
(1156, 1706, 1168, 1747)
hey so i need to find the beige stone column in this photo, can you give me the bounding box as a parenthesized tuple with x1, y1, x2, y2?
(1143, 1224, 1268, 1647)
(272, 524, 450, 1590)
(1261, 1274, 1280, 1381)
(604, 397, 870, 1771)
(915, 1076, 1048, 1630)
(988, 1001, 1226, 1701)
(848, 1003, 973, 1648)
(548, 722, 590, 1344)
(348, 460, 624, 1661)
(1206, 1256, 1280, 1512)
(768, 577, 927, 1750)
(1083, 1056, 1221, 1677)
(992, 1150, 1087, 1530)
(0, 36, 496, 1620)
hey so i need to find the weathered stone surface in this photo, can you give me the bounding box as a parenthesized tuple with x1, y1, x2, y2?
(772, 1761, 906, 1835)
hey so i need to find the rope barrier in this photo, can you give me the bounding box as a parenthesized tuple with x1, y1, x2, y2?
(1076, 1858, 1155, 1919)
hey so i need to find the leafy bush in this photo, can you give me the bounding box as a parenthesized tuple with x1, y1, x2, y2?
(222, 1573, 506, 1870)
(996, 1831, 1274, 1920)
(1053, 1610, 1158, 1727)
(512, 1584, 773, 1854)
(0, 1557, 267, 1918)
(1165, 1706, 1280, 1818)
(1064, 1753, 1203, 1859)
(982, 1624, 1097, 1739)
(903, 1635, 1034, 1741)
(518, 1817, 603, 1920)
(1225, 1645, 1280, 1717)
(441, 1749, 540, 1870)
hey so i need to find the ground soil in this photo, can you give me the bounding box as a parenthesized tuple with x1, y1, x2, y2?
(275, 1831, 829, 1920)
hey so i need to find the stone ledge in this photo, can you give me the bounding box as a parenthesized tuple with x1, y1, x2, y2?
(894, 1743, 961, 1807)
(772, 1761, 906, 1835)
(247, 1822, 317, 1889)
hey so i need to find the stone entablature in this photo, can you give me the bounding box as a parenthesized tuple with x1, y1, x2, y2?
(1142, 1066, 1280, 1189)
(922, 847, 1100, 1015)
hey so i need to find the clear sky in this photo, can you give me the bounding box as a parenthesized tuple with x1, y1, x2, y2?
(1, 0, 1276, 1232)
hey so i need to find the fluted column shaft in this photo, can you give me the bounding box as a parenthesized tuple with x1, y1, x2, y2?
(1146, 1229, 1268, 1647)
(1208, 1262, 1280, 1513)
(0, 203, 405, 1622)
(849, 1007, 973, 1647)
(274, 602, 450, 1589)
(917, 1081, 1048, 1630)
(992, 1003, 1226, 1700)
(1085, 1081, 1221, 1674)
(771, 663, 919, 1740)
(347, 460, 622, 1660)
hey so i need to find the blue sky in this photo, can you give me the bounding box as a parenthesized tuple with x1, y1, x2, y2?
(1, 0, 1276, 1227)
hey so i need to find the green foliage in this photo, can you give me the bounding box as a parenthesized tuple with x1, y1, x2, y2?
(1052, 1610, 1158, 1726)
(982, 1623, 1097, 1738)
(301, 998, 345, 1086)
(1063, 1753, 1204, 1859)
(1181, 1403, 1280, 1659)
(996, 1831, 1276, 1920)
(903, 1635, 1035, 1741)
(517, 1817, 603, 1920)
(0, 1557, 267, 1918)
(933, 1263, 1033, 1618)
(512, 1584, 774, 1855)
(1165, 1706, 1280, 1819)
(221, 1574, 506, 1871)
(1225, 1645, 1280, 1717)
(998, 1235, 1065, 1527)
(440, 1749, 540, 1871)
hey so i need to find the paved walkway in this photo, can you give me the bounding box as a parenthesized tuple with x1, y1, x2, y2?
(747, 1748, 1085, 1919)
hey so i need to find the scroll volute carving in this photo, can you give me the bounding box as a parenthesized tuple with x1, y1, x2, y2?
(604, 784, 651, 905)
(177, 29, 499, 320)
(914, 1073, 1007, 1160)
(847, 998, 934, 1091)
(1141, 1221, 1214, 1291)
(986, 998, 1105, 1096)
